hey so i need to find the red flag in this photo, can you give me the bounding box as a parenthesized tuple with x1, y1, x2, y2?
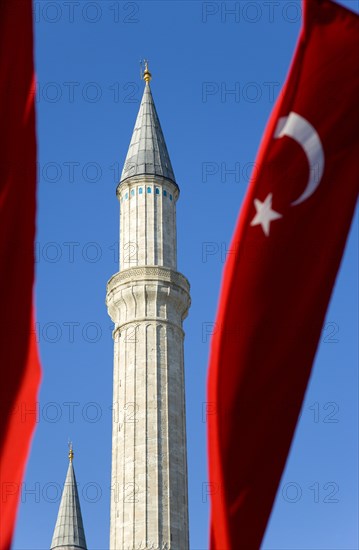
(0, 1, 41, 548)
(207, 1, 359, 548)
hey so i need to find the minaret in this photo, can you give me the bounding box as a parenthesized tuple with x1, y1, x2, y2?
(50, 446, 87, 550)
(106, 63, 191, 549)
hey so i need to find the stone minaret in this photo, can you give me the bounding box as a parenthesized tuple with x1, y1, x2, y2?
(106, 63, 190, 550)
(50, 446, 87, 550)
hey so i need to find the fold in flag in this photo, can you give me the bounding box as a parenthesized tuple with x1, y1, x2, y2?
(0, 1, 41, 548)
(207, 1, 359, 548)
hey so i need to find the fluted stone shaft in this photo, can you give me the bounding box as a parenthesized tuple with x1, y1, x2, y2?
(107, 173, 190, 550)
(118, 176, 178, 271)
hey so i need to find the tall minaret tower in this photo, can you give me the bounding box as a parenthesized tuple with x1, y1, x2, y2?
(106, 63, 191, 549)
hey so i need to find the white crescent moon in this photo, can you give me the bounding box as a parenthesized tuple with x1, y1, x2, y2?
(274, 112, 325, 206)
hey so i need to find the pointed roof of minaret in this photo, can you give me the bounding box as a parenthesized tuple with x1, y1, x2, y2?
(50, 446, 87, 550)
(120, 62, 176, 185)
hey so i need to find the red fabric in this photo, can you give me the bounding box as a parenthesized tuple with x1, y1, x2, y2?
(0, 1, 41, 548)
(207, 1, 359, 548)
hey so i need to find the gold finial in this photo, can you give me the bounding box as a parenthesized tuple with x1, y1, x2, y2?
(143, 59, 152, 84)
(68, 441, 74, 462)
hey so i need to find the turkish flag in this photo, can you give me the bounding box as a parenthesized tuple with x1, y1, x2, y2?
(207, 1, 359, 549)
(0, 1, 41, 548)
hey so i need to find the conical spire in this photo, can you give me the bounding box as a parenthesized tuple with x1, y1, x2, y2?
(50, 446, 87, 550)
(120, 63, 176, 184)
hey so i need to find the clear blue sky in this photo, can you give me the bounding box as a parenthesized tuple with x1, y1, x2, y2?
(14, 1, 358, 548)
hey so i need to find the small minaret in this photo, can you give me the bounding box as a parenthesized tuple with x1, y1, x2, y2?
(107, 62, 191, 549)
(50, 445, 87, 550)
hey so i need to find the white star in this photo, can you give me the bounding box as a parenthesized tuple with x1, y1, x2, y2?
(250, 193, 282, 236)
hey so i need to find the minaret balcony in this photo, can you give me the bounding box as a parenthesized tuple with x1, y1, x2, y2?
(106, 265, 191, 330)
